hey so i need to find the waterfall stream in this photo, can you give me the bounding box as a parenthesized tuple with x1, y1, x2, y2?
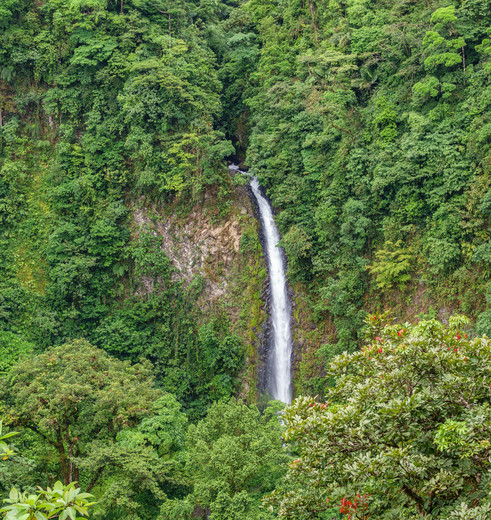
(229, 165, 292, 404)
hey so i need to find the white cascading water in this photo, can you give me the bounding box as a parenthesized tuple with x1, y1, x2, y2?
(229, 165, 292, 404)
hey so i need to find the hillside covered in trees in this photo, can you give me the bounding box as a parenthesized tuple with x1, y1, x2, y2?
(1, 0, 491, 518)
(237, 0, 491, 386)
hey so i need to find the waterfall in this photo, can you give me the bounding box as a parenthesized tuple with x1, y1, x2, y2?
(229, 165, 292, 404)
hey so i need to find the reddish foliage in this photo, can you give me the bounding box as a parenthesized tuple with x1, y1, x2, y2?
(339, 494, 370, 519)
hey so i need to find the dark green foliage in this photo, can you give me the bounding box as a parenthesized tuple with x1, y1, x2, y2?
(2, 0, 489, 405)
(161, 400, 287, 520)
(196, 320, 245, 401)
(0, 0, 246, 420)
(0, 340, 161, 483)
(1, 1, 491, 517)
(0, 341, 189, 520)
(477, 283, 491, 336)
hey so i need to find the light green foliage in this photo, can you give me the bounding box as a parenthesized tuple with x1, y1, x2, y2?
(434, 420, 474, 456)
(268, 315, 491, 519)
(1, 0, 491, 517)
(0, 0, 252, 429)
(0, 342, 190, 520)
(0, 341, 159, 484)
(368, 240, 413, 290)
(0, 422, 18, 460)
(240, 0, 491, 355)
(209, 490, 271, 520)
(0, 332, 33, 374)
(1, 0, 488, 409)
(371, 96, 398, 144)
(0, 426, 95, 520)
(117, 393, 188, 459)
(0, 1, 233, 329)
(431, 6, 458, 24)
(413, 76, 441, 101)
(476, 27, 491, 71)
(423, 7, 463, 72)
(1, 482, 94, 520)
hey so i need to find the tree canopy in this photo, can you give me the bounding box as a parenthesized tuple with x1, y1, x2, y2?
(1, 0, 491, 519)
(161, 399, 288, 520)
(0, 341, 188, 519)
(269, 315, 491, 519)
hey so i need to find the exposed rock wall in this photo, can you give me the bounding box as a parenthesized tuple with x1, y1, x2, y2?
(132, 183, 270, 401)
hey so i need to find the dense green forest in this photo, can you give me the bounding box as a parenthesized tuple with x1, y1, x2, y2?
(1, 0, 491, 518)
(243, 0, 491, 373)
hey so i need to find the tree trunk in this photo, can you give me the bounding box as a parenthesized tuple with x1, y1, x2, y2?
(87, 467, 104, 493)
(56, 433, 70, 485)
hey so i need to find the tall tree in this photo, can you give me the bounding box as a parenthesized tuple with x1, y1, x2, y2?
(1, 340, 160, 487)
(161, 400, 288, 520)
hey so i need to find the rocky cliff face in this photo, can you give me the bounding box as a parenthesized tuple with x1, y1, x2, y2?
(132, 182, 270, 400)
(135, 202, 241, 301)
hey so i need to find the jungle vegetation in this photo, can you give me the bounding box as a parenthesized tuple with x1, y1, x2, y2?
(1, 0, 490, 518)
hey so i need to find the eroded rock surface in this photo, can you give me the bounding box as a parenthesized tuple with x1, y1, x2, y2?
(133, 186, 256, 303)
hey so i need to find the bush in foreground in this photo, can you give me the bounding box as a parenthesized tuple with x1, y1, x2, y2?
(268, 315, 491, 519)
